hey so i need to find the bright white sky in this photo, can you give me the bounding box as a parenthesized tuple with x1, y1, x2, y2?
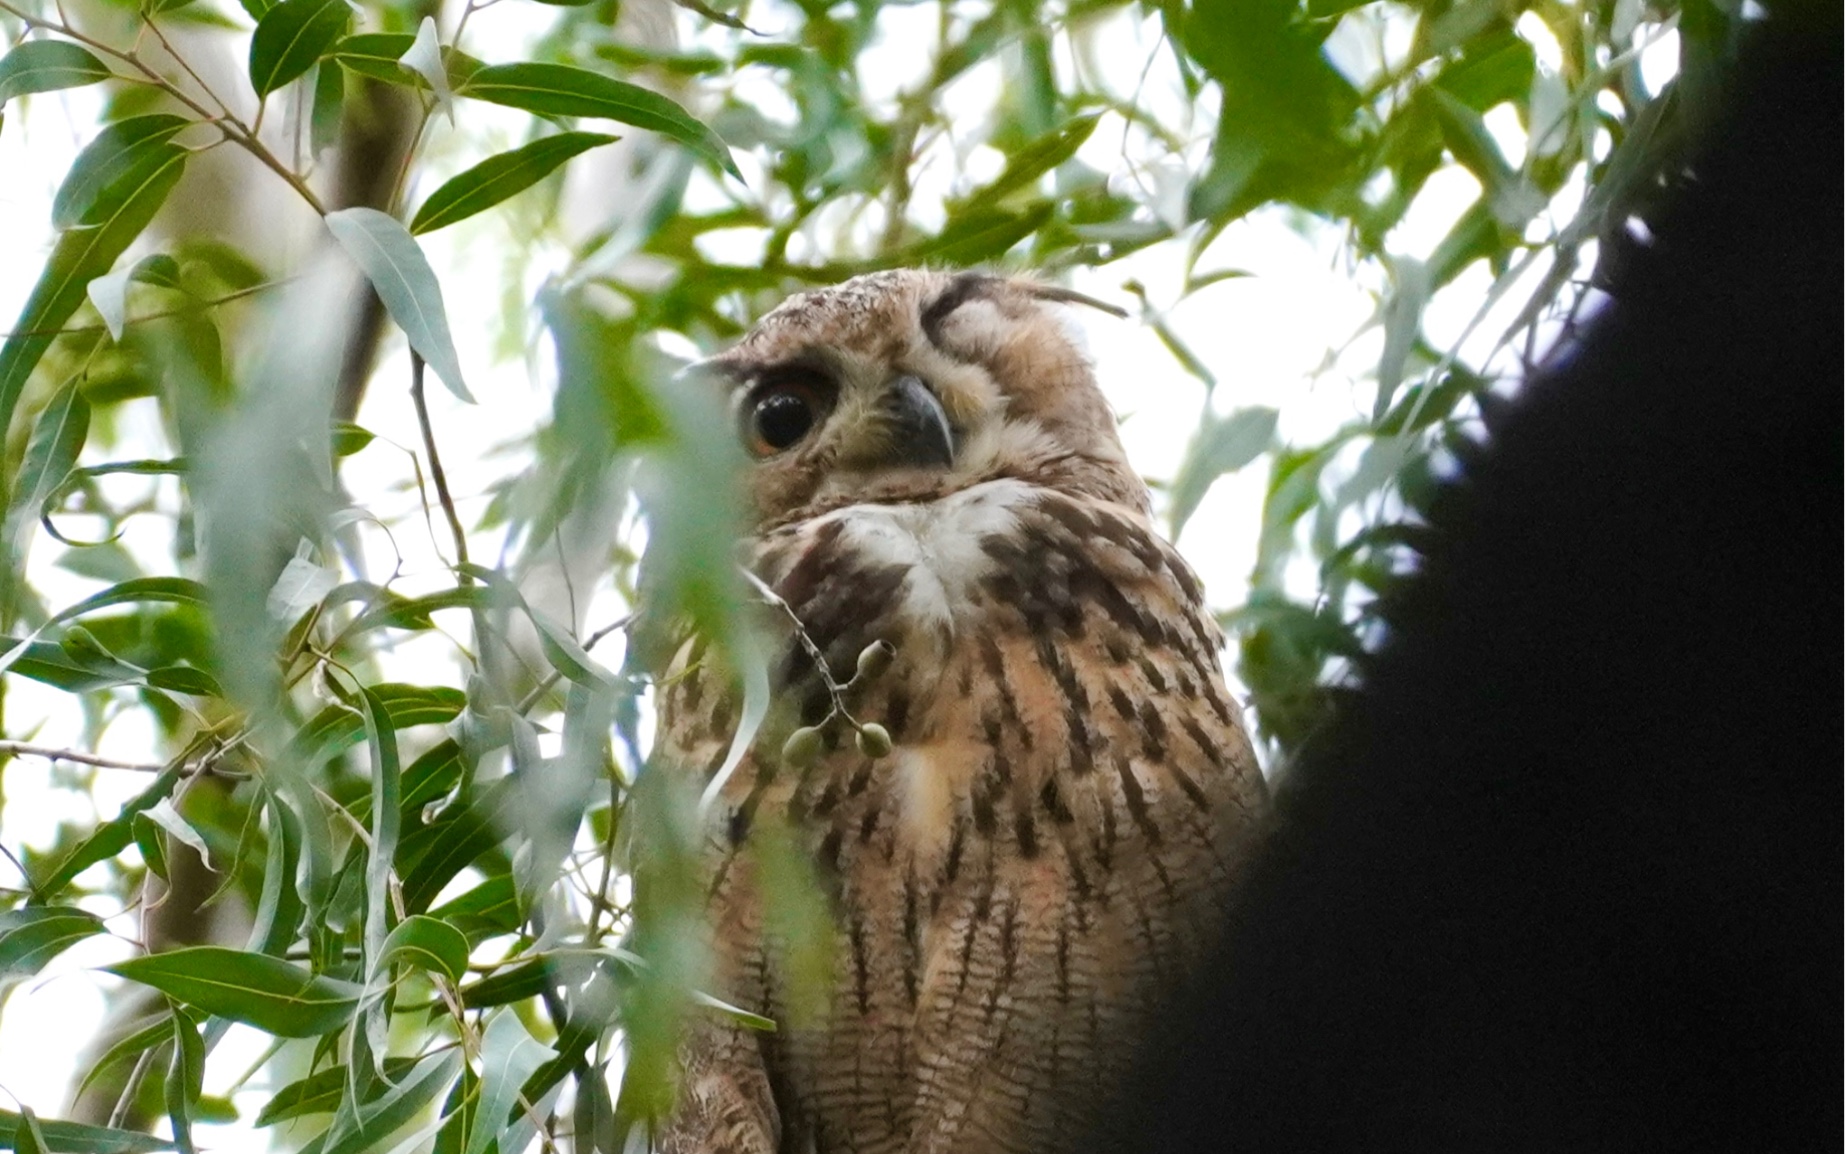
(0, 0, 1679, 1143)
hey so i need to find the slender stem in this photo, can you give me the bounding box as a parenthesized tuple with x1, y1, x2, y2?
(0, 740, 163, 772)
(409, 353, 470, 574)
(142, 15, 233, 121)
(0, 279, 292, 340)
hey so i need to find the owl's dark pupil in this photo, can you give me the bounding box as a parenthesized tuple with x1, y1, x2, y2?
(754, 391, 815, 450)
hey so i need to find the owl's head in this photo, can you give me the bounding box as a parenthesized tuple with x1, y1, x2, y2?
(692, 269, 1145, 529)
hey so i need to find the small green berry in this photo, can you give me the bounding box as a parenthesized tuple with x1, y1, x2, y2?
(781, 726, 825, 768)
(855, 722, 893, 759)
(853, 640, 896, 684)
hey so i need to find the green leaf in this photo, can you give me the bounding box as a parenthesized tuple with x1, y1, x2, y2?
(286, 684, 466, 769)
(907, 202, 1054, 266)
(72, 1015, 172, 1114)
(356, 684, 403, 1067)
(105, 947, 361, 1037)
(6, 380, 90, 564)
(133, 812, 169, 880)
(324, 207, 471, 402)
(376, 914, 469, 984)
(427, 875, 520, 941)
(302, 1050, 462, 1154)
(329, 33, 483, 88)
(971, 112, 1101, 205)
(309, 60, 344, 156)
(246, 790, 304, 958)
(34, 762, 185, 899)
(400, 779, 518, 913)
(52, 115, 191, 230)
(0, 906, 106, 983)
(0, 136, 184, 445)
(255, 1057, 421, 1125)
(143, 665, 223, 696)
(410, 131, 620, 235)
(247, 0, 351, 97)
(457, 62, 738, 179)
(346, 586, 495, 634)
(1169, 406, 1279, 536)
(331, 421, 375, 456)
(140, 798, 211, 869)
(0, 41, 112, 105)
(0, 1111, 173, 1153)
(0, 577, 210, 682)
(164, 1010, 203, 1154)
(463, 1012, 552, 1154)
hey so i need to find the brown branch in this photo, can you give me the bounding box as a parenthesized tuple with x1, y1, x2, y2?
(409, 353, 470, 575)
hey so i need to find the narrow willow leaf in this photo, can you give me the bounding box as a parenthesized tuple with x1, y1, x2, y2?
(906, 202, 1053, 266)
(52, 115, 190, 230)
(285, 684, 466, 770)
(73, 1014, 172, 1109)
(976, 112, 1101, 204)
(1169, 406, 1280, 536)
(399, 17, 453, 122)
(141, 798, 212, 870)
(0, 575, 209, 680)
(0, 41, 111, 105)
(6, 380, 89, 563)
(309, 60, 344, 156)
(409, 132, 619, 235)
(254, 1057, 421, 1126)
(330, 33, 483, 88)
(246, 791, 304, 958)
(165, 1011, 203, 1154)
(143, 665, 223, 696)
(0, 1110, 173, 1153)
(457, 62, 738, 178)
(462, 1012, 552, 1154)
(324, 208, 471, 401)
(693, 989, 777, 1032)
(400, 778, 518, 913)
(531, 608, 622, 690)
(456, 954, 552, 1009)
(0, 906, 106, 982)
(345, 586, 495, 634)
(305, 1050, 462, 1154)
(105, 947, 361, 1037)
(0, 141, 184, 445)
(376, 914, 468, 984)
(13, 1108, 45, 1154)
(86, 266, 132, 341)
(34, 762, 185, 899)
(427, 875, 519, 941)
(1375, 256, 1431, 420)
(133, 812, 169, 880)
(357, 685, 403, 1068)
(0, 635, 139, 693)
(247, 0, 351, 97)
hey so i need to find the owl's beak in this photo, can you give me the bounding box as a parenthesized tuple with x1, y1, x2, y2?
(883, 375, 955, 468)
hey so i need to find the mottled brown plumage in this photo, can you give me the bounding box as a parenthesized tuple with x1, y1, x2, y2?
(652, 269, 1266, 1154)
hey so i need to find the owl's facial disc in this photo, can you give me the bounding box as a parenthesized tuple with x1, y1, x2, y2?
(879, 374, 955, 469)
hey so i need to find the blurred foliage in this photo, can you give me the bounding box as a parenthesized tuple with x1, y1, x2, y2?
(0, 0, 1748, 1147)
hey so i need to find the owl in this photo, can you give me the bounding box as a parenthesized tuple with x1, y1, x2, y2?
(650, 269, 1268, 1154)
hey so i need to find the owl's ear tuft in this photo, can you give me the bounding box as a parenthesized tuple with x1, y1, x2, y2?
(1019, 283, 1129, 319)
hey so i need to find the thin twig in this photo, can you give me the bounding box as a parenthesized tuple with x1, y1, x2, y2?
(409, 353, 470, 575)
(0, 279, 293, 340)
(0, 741, 164, 772)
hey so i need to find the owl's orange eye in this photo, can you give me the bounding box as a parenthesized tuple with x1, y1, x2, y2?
(743, 374, 829, 457)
